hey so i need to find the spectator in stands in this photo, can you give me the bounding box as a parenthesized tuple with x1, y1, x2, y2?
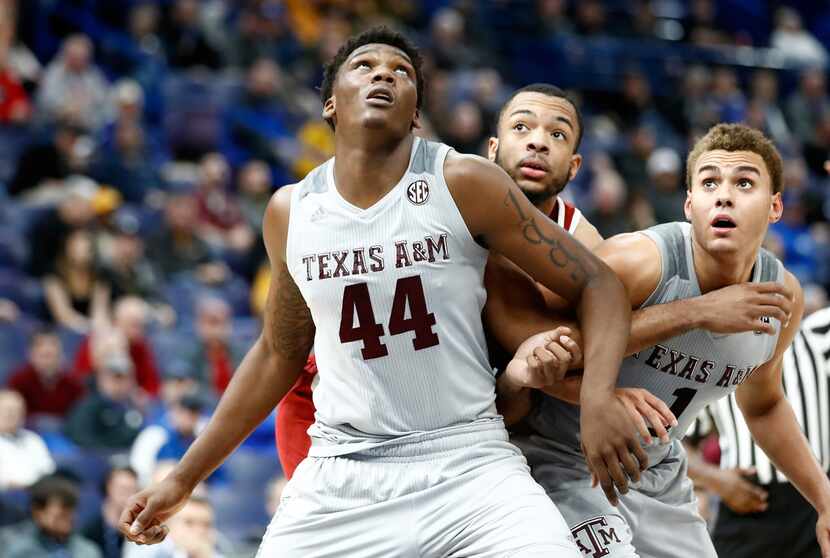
(0, 298, 19, 322)
(225, 58, 300, 173)
(771, 7, 828, 68)
(573, 0, 608, 36)
(81, 464, 138, 558)
(128, 2, 163, 59)
(64, 332, 144, 449)
(43, 228, 111, 333)
(25, 178, 96, 279)
(6, 329, 84, 419)
(37, 34, 112, 130)
(4, 475, 101, 558)
(237, 160, 271, 232)
(230, 0, 301, 69)
(535, 0, 574, 36)
(615, 124, 656, 192)
(748, 69, 793, 149)
(161, 0, 222, 70)
(73, 296, 160, 397)
(133, 392, 213, 487)
(184, 297, 244, 395)
(0, 390, 55, 489)
(194, 153, 249, 249)
(149, 358, 203, 417)
(147, 189, 229, 284)
(0, 40, 30, 124)
(123, 495, 222, 558)
(98, 210, 173, 325)
(443, 100, 485, 155)
(8, 119, 90, 199)
(429, 7, 478, 70)
(93, 119, 162, 204)
(709, 66, 746, 123)
(585, 154, 636, 237)
(645, 147, 686, 224)
(683, 0, 730, 46)
(787, 67, 830, 147)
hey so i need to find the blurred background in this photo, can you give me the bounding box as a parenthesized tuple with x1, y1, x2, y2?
(0, 0, 829, 556)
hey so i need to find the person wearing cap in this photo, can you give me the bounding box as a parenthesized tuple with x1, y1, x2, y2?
(72, 296, 162, 396)
(129, 370, 212, 487)
(64, 331, 144, 449)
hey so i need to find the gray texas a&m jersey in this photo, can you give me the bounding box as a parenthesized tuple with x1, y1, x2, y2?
(514, 221, 785, 484)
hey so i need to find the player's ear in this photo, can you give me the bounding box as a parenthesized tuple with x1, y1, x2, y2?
(322, 97, 336, 122)
(487, 137, 498, 162)
(568, 153, 583, 181)
(769, 191, 783, 224)
(683, 190, 693, 222)
(412, 108, 422, 131)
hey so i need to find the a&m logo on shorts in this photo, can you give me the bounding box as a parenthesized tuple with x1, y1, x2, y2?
(407, 180, 430, 205)
(571, 515, 627, 557)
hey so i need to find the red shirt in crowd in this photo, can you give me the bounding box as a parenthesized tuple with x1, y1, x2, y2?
(72, 336, 161, 396)
(7, 364, 85, 417)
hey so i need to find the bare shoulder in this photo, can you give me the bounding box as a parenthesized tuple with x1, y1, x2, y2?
(595, 232, 662, 307)
(443, 151, 512, 197)
(263, 185, 296, 261)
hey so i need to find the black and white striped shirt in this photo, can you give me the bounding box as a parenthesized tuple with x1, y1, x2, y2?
(693, 307, 830, 485)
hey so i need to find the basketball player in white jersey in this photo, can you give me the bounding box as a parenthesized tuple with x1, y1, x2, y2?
(118, 27, 646, 557)
(498, 123, 830, 557)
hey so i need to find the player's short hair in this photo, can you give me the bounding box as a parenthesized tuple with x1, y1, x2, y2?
(496, 83, 584, 150)
(320, 25, 425, 131)
(686, 123, 784, 194)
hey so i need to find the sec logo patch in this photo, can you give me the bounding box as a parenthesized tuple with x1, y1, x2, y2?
(407, 180, 430, 205)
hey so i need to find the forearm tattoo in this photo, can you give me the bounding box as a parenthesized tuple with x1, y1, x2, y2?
(503, 189, 596, 284)
(269, 265, 315, 359)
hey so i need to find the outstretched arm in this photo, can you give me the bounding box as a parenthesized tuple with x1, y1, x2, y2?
(736, 273, 830, 555)
(120, 186, 315, 544)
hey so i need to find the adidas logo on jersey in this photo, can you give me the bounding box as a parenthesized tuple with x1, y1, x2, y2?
(310, 206, 326, 222)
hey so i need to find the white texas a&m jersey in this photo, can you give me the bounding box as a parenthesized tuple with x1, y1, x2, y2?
(286, 137, 499, 456)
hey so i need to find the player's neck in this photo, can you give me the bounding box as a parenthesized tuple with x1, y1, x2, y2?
(691, 235, 758, 294)
(333, 134, 414, 209)
(536, 196, 557, 216)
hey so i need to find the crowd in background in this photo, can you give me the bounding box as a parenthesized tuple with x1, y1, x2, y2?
(1, 0, 829, 556)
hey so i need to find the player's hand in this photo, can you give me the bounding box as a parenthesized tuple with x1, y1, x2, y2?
(615, 388, 677, 445)
(119, 476, 191, 545)
(581, 393, 648, 507)
(716, 467, 768, 515)
(816, 509, 830, 558)
(504, 326, 581, 389)
(696, 282, 794, 334)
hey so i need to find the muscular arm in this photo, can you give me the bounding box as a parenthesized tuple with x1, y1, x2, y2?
(447, 153, 646, 501)
(447, 153, 629, 403)
(168, 187, 314, 491)
(736, 273, 830, 517)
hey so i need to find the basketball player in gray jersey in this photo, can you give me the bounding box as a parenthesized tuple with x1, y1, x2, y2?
(499, 123, 830, 557)
(117, 27, 646, 557)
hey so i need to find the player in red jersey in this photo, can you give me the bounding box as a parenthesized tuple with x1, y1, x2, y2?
(275, 83, 604, 479)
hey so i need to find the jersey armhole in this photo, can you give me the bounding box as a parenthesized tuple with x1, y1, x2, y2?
(437, 149, 489, 259)
(635, 231, 665, 310)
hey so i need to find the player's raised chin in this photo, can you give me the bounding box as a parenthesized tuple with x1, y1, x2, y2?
(684, 149, 783, 258)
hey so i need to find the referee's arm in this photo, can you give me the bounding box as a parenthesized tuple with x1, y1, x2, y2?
(736, 272, 830, 556)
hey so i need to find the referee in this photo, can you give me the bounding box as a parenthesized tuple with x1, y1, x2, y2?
(687, 297, 830, 558)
